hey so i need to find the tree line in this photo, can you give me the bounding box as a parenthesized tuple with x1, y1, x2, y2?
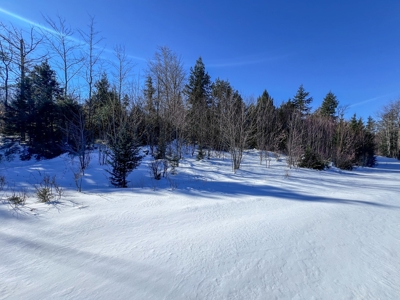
(1, 17, 399, 188)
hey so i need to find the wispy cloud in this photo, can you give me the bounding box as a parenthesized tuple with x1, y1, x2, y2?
(0, 6, 146, 62)
(349, 91, 400, 108)
(0, 6, 59, 35)
(208, 53, 290, 68)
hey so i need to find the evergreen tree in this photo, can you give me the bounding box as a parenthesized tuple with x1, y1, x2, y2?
(347, 114, 376, 167)
(292, 84, 313, 115)
(256, 90, 274, 111)
(29, 61, 64, 158)
(320, 91, 338, 117)
(143, 75, 158, 154)
(4, 76, 32, 141)
(4, 61, 64, 158)
(275, 99, 296, 152)
(89, 73, 121, 141)
(184, 57, 212, 158)
(210, 78, 234, 152)
(253, 90, 275, 162)
(107, 123, 142, 188)
(363, 122, 377, 167)
(366, 116, 376, 134)
(350, 114, 363, 165)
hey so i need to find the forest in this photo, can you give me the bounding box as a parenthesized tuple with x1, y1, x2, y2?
(1, 16, 400, 188)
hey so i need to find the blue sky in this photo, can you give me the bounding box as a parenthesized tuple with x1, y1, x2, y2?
(1, 0, 399, 119)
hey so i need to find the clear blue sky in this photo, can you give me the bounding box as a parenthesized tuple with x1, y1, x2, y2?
(1, 0, 399, 120)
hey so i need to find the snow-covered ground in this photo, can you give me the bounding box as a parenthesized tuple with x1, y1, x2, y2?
(1, 149, 399, 299)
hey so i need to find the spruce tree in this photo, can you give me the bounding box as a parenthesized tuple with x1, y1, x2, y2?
(4, 61, 64, 158)
(320, 91, 339, 117)
(366, 116, 376, 133)
(143, 75, 158, 154)
(107, 123, 142, 188)
(292, 84, 313, 115)
(184, 57, 212, 158)
(89, 74, 121, 142)
(364, 117, 377, 167)
(29, 61, 64, 158)
(4, 76, 32, 141)
(254, 90, 275, 160)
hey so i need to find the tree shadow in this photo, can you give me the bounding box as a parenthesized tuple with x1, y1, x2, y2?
(174, 180, 400, 210)
(0, 231, 174, 298)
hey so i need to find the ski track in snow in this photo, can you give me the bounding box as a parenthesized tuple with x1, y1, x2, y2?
(0, 151, 399, 299)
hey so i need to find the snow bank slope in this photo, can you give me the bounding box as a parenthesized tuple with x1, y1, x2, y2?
(1, 152, 399, 299)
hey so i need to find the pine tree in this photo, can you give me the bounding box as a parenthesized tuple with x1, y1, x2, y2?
(292, 84, 313, 115)
(320, 91, 338, 117)
(107, 123, 142, 188)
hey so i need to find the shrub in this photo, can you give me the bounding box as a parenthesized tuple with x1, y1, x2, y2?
(0, 175, 6, 191)
(34, 174, 63, 203)
(299, 148, 327, 170)
(196, 148, 205, 161)
(334, 152, 354, 170)
(149, 160, 162, 180)
(3, 143, 20, 161)
(8, 190, 27, 206)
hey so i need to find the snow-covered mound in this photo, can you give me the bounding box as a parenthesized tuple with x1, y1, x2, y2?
(1, 151, 399, 299)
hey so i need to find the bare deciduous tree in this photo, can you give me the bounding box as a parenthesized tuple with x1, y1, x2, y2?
(217, 85, 250, 172)
(79, 15, 104, 140)
(0, 34, 14, 105)
(63, 107, 91, 192)
(43, 14, 84, 97)
(113, 44, 134, 104)
(148, 46, 186, 160)
(286, 111, 304, 168)
(377, 99, 400, 159)
(0, 22, 46, 99)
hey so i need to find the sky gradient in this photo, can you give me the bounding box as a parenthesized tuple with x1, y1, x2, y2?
(1, 0, 399, 119)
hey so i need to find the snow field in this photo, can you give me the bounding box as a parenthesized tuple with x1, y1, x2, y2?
(1, 150, 399, 299)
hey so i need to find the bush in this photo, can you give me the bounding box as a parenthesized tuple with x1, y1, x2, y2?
(166, 146, 180, 174)
(19, 147, 33, 161)
(34, 174, 63, 203)
(0, 175, 6, 191)
(196, 148, 205, 161)
(149, 160, 162, 180)
(335, 158, 353, 170)
(1, 142, 20, 161)
(299, 148, 327, 170)
(7, 190, 27, 206)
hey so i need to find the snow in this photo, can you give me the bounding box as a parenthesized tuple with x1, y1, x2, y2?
(1, 150, 400, 299)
